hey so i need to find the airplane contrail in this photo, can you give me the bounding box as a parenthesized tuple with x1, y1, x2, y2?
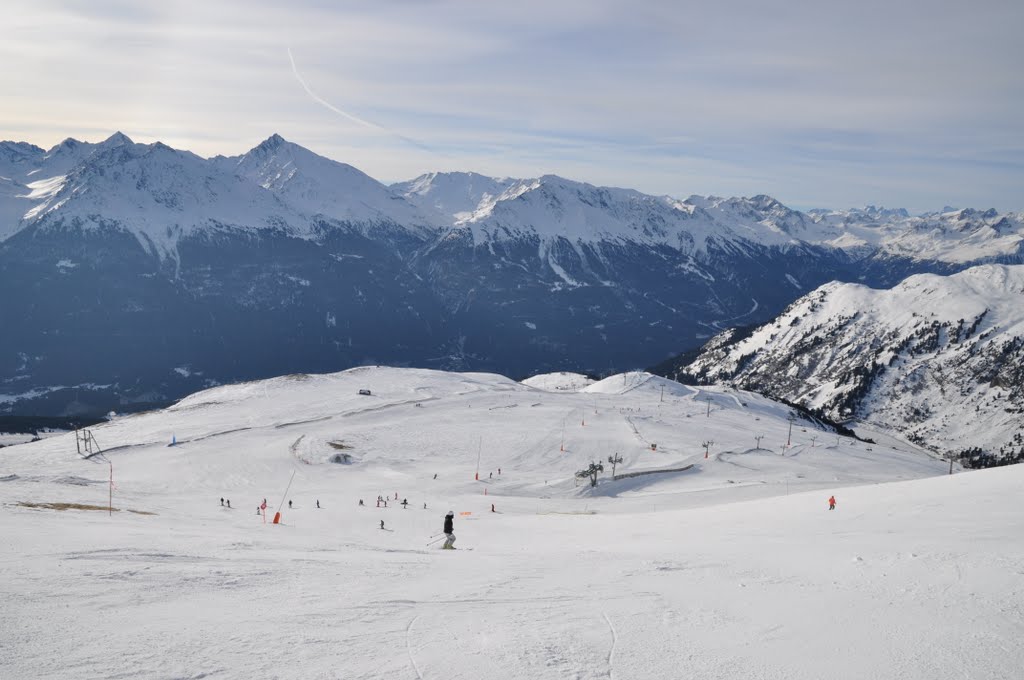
(287, 47, 433, 152)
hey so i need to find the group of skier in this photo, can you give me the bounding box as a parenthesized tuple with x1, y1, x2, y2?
(223, 470, 834, 552)
(372, 493, 423, 509)
(226, 497, 323, 515)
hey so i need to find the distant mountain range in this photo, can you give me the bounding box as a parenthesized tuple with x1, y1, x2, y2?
(664, 265, 1024, 467)
(1, 133, 1022, 416)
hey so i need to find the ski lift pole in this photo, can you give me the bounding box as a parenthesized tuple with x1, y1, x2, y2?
(475, 436, 482, 481)
(276, 470, 296, 522)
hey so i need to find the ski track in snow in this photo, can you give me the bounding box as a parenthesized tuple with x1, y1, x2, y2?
(406, 614, 423, 680)
(603, 612, 617, 679)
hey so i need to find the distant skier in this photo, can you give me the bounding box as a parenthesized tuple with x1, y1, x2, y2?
(316, 500, 320, 509)
(359, 499, 364, 506)
(226, 499, 231, 508)
(433, 473, 437, 480)
(288, 500, 292, 509)
(220, 497, 224, 507)
(401, 498, 409, 509)
(828, 495, 836, 511)
(442, 511, 456, 549)
(491, 503, 495, 513)
(380, 520, 385, 530)
(423, 503, 427, 509)
(498, 468, 501, 475)
(489, 472, 492, 479)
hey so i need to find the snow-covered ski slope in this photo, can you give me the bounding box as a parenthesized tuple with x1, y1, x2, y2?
(3, 367, 1021, 680)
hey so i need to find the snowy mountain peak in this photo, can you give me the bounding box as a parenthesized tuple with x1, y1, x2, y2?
(393, 171, 521, 222)
(863, 205, 911, 219)
(101, 131, 134, 148)
(227, 135, 437, 228)
(256, 133, 288, 151)
(0, 140, 45, 159)
(49, 137, 84, 154)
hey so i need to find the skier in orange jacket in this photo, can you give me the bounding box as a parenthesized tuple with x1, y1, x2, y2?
(828, 495, 836, 510)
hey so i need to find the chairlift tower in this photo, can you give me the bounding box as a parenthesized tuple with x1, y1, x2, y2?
(607, 453, 623, 478)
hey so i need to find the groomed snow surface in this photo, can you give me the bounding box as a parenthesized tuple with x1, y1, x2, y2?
(3, 367, 1021, 679)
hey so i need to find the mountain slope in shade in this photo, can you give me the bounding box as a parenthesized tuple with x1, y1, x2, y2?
(674, 264, 1024, 466)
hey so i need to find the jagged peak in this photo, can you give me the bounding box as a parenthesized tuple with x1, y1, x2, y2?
(46, 137, 85, 155)
(254, 133, 289, 153)
(748, 194, 783, 208)
(0, 140, 45, 156)
(860, 205, 910, 218)
(102, 131, 134, 147)
(955, 207, 999, 220)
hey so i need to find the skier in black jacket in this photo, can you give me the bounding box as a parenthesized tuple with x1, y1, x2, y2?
(442, 511, 456, 549)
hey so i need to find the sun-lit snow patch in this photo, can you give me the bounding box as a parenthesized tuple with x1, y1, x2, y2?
(20, 175, 66, 220)
(0, 381, 113, 405)
(544, 251, 581, 287)
(521, 372, 595, 392)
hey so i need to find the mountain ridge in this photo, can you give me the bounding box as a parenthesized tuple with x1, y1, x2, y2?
(3, 133, 1022, 263)
(668, 264, 1024, 467)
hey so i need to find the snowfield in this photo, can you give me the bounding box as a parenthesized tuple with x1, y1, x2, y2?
(2, 367, 1021, 680)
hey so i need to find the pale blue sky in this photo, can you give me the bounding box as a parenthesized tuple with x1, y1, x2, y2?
(3, 0, 1022, 212)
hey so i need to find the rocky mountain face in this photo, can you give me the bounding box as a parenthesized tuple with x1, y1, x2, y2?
(667, 265, 1024, 467)
(1, 133, 1022, 417)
